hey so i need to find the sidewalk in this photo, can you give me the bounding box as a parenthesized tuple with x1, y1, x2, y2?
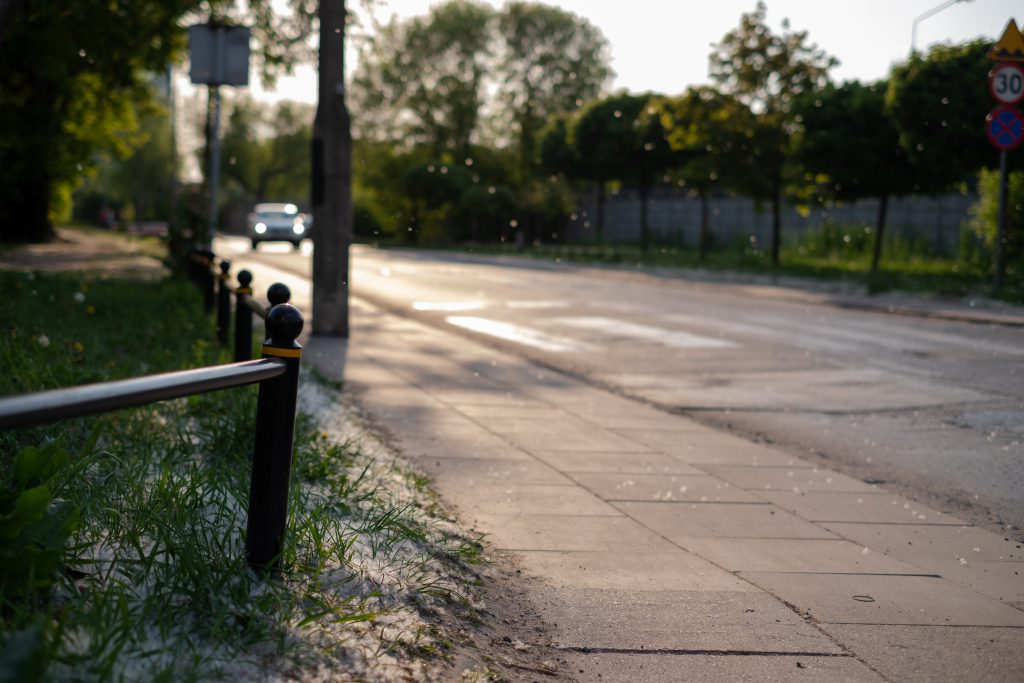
(305, 297, 1024, 682)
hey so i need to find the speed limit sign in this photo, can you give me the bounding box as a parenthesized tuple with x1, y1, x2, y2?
(989, 62, 1024, 105)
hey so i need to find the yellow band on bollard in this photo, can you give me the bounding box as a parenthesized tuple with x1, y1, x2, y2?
(262, 345, 302, 359)
(236, 287, 253, 295)
(218, 273, 229, 282)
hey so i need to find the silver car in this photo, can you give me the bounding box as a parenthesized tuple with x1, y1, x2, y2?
(247, 203, 308, 249)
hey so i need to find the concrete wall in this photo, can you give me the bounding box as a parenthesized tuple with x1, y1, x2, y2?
(566, 189, 977, 254)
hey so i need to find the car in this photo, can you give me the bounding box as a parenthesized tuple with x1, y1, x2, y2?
(247, 203, 308, 249)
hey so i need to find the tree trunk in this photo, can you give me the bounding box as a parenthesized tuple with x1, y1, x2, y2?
(871, 193, 889, 275)
(699, 191, 710, 261)
(638, 185, 650, 254)
(0, 83, 59, 243)
(595, 181, 605, 243)
(311, 0, 352, 338)
(770, 178, 781, 266)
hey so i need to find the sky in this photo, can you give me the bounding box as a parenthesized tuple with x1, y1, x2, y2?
(243, 0, 1021, 103)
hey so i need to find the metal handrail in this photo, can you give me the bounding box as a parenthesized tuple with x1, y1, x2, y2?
(0, 359, 285, 431)
(241, 293, 268, 319)
(2, 301, 307, 574)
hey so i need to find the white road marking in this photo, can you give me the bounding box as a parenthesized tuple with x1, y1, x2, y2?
(505, 300, 570, 309)
(413, 301, 487, 312)
(446, 316, 596, 353)
(557, 317, 739, 349)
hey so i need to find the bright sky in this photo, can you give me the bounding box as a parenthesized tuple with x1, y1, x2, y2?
(248, 0, 1020, 103)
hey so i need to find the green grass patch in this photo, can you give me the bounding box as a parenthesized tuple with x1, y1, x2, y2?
(1, 270, 482, 681)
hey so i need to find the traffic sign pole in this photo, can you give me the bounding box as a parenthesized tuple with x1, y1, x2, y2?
(995, 150, 1008, 295)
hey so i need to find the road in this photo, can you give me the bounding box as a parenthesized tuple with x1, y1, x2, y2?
(220, 238, 1024, 536)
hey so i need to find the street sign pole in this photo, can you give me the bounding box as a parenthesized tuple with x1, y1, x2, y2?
(995, 149, 1008, 295)
(986, 20, 1024, 295)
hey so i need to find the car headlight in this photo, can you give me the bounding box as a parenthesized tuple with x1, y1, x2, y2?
(292, 222, 305, 235)
(254, 222, 267, 234)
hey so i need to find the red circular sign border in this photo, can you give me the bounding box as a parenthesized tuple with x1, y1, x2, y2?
(989, 62, 1024, 105)
(986, 105, 1024, 151)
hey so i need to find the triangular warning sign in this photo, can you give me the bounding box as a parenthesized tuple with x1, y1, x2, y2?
(989, 19, 1024, 62)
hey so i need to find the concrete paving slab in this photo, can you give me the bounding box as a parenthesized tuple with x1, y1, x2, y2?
(601, 368, 989, 412)
(822, 523, 1024, 605)
(739, 572, 1024, 626)
(675, 538, 924, 574)
(701, 465, 880, 493)
(477, 417, 655, 452)
(536, 588, 843, 653)
(610, 429, 813, 467)
(566, 414, 715, 431)
(529, 450, 706, 475)
(390, 424, 531, 461)
(821, 523, 1024, 563)
(471, 514, 673, 552)
(448, 404, 564, 419)
(761, 491, 967, 525)
(507, 549, 755, 592)
(430, 482, 617, 517)
(563, 652, 881, 683)
(345, 385, 461, 423)
(570, 472, 763, 503)
(617, 502, 839, 540)
(407, 456, 574, 485)
(819, 624, 1024, 683)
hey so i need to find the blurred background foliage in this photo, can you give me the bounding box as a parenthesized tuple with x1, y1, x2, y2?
(0, 0, 1018, 293)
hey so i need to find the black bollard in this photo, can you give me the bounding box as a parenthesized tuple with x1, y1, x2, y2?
(246, 303, 303, 574)
(216, 259, 231, 345)
(266, 282, 291, 317)
(201, 249, 216, 312)
(234, 270, 254, 362)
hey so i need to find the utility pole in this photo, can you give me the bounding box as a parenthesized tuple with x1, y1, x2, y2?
(311, 0, 352, 337)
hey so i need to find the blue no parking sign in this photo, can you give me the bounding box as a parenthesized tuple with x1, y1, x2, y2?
(986, 105, 1024, 151)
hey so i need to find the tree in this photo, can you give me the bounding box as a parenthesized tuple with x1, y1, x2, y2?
(350, 0, 494, 159)
(77, 105, 178, 225)
(709, 0, 836, 264)
(0, 0, 203, 243)
(656, 86, 752, 259)
(887, 40, 993, 193)
(793, 80, 916, 273)
(569, 93, 670, 250)
(312, 0, 352, 338)
(496, 2, 612, 177)
(220, 98, 312, 201)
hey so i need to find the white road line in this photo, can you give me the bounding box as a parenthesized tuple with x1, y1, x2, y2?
(446, 316, 596, 353)
(505, 300, 570, 309)
(413, 300, 487, 312)
(556, 316, 739, 349)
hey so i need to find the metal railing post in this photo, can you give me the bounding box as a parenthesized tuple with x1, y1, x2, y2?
(246, 303, 303, 574)
(234, 270, 254, 362)
(201, 249, 216, 312)
(216, 259, 231, 345)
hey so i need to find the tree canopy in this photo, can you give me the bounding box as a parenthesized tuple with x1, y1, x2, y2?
(887, 39, 993, 193)
(0, 0, 201, 242)
(708, 0, 836, 264)
(497, 2, 612, 175)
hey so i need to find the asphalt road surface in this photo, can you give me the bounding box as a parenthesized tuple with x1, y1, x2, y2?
(221, 238, 1024, 537)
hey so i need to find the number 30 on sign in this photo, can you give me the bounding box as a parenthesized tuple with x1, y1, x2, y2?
(989, 62, 1024, 105)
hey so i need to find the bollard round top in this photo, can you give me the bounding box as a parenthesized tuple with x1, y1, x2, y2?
(267, 282, 291, 306)
(237, 269, 253, 287)
(266, 303, 303, 345)
(219, 259, 231, 274)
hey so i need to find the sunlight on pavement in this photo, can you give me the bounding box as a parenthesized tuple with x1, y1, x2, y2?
(557, 316, 739, 349)
(446, 316, 596, 353)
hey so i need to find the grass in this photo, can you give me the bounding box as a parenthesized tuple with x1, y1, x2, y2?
(405, 223, 1022, 303)
(0, 269, 486, 682)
